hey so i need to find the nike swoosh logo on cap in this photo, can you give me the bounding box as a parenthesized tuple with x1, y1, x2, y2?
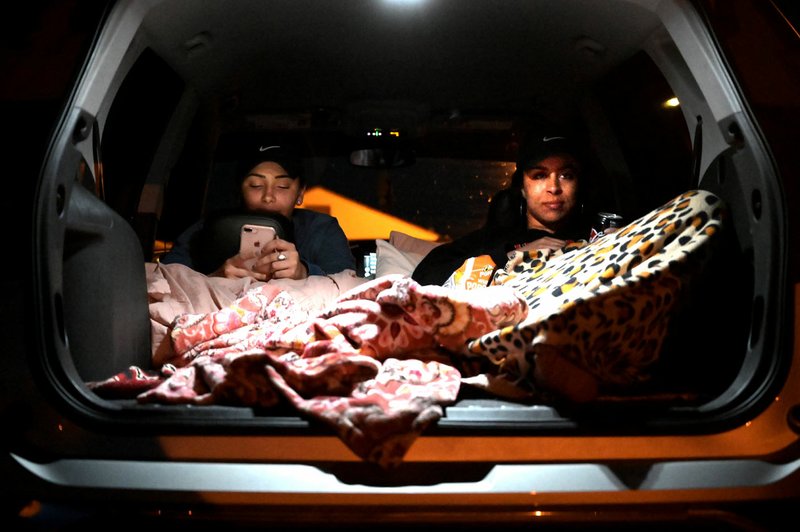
(259, 145, 280, 152)
(542, 136, 566, 142)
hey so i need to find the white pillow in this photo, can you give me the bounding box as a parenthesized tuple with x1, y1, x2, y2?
(389, 231, 442, 256)
(375, 239, 426, 278)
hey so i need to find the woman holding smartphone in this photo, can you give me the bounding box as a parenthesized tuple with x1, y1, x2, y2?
(160, 145, 355, 281)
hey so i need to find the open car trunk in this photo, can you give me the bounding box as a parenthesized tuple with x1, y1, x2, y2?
(39, 0, 781, 456)
(57, 150, 755, 467)
(7, 0, 797, 527)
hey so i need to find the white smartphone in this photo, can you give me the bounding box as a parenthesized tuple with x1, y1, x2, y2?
(239, 224, 277, 260)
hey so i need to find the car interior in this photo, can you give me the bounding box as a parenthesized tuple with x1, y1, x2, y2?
(27, 0, 790, 485)
(45, 1, 779, 424)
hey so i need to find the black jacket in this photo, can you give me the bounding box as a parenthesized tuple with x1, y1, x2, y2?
(411, 224, 585, 286)
(412, 186, 590, 287)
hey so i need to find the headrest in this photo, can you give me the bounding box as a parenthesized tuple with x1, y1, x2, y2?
(190, 209, 294, 273)
(486, 187, 525, 229)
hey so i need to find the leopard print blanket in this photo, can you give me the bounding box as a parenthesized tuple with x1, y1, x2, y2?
(462, 189, 726, 401)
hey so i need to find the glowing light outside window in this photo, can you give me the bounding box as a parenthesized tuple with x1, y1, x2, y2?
(366, 128, 401, 137)
(662, 97, 680, 108)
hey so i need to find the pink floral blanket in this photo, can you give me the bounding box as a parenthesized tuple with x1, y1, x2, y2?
(88, 274, 529, 467)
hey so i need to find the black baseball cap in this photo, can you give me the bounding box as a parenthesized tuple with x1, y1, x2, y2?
(511, 133, 582, 187)
(516, 134, 580, 171)
(236, 142, 303, 181)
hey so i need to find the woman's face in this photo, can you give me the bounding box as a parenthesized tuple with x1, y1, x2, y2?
(521, 154, 580, 232)
(240, 161, 304, 218)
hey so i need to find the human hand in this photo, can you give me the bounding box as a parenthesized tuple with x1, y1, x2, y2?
(517, 236, 568, 253)
(211, 252, 273, 281)
(256, 238, 308, 280)
(211, 238, 308, 281)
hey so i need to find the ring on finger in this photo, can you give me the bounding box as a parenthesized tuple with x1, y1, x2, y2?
(277, 253, 287, 261)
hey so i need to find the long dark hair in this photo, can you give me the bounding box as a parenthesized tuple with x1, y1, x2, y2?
(487, 134, 589, 234)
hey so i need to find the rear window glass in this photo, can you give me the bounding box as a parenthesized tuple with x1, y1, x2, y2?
(102, 48, 184, 215)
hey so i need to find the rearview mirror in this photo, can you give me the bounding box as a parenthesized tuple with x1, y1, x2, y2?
(349, 148, 415, 168)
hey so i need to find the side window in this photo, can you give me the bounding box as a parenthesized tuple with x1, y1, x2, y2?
(594, 51, 693, 220)
(100, 47, 184, 257)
